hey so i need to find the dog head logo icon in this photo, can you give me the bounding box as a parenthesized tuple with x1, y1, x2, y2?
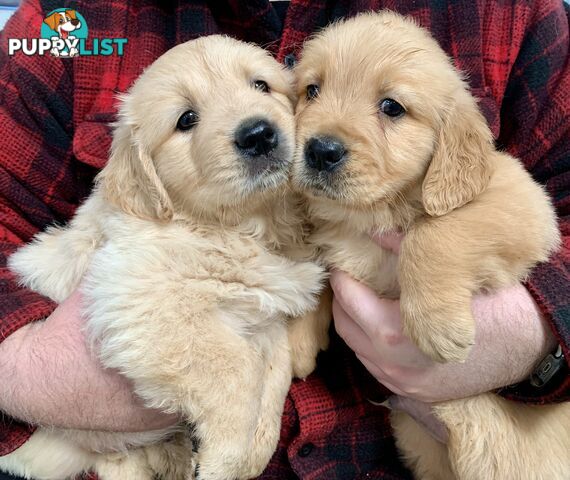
(41, 8, 88, 57)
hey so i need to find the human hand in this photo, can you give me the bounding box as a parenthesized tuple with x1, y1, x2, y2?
(0, 290, 179, 432)
(331, 232, 556, 438)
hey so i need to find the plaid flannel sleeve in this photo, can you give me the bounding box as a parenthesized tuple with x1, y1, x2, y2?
(0, 0, 77, 455)
(498, 0, 570, 403)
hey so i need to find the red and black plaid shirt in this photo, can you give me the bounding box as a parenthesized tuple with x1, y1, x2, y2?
(1, 1, 569, 478)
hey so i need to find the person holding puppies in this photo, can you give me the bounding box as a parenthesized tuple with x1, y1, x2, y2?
(1, 0, 568, 479)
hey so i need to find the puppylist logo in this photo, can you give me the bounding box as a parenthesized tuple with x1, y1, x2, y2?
(8, 8, 127, 57)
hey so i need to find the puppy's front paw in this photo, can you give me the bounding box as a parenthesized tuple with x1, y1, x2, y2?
(288, 317, 329, 379)
(145, 433, 195, 480)
(401, 302, 475, 363)
(194, 454, 262, 480)
(262, 261, 326, 317)
(290, 338, 319, 379)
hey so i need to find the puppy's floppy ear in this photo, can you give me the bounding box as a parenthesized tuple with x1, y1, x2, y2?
(66, 10, 77, 20)
(43, 13, 59, 31)
(97, 122, 173, 221)
(422, 88, 493, 217)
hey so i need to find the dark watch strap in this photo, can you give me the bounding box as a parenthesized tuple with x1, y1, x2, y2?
(530, 345, 565, 388)
(498, 344, 568, 399)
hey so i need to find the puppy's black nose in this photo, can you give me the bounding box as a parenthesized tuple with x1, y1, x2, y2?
(305, 136, 346, 172)
(235, 119, 278, 156)
(71, 19, 80, 26)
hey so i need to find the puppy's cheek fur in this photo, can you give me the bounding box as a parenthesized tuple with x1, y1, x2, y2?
(355, 122, 434, 202)
(154, 138, 202, 203)
(157, 134, 246, 212)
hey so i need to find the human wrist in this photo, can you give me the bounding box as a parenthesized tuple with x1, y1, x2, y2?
(471, 285, 556, 387)
(499, 287, 566, 397)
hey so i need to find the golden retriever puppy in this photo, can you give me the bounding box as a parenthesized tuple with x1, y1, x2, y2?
(3, 35, 325, 480)
(291, 12, 570, 480)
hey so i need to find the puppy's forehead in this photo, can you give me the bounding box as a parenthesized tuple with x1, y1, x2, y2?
(298, 13, 448, 89)
(141, 35, 290, 96)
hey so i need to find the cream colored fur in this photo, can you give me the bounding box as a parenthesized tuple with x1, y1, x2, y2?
(291, 12, 569, 480)
(3, 36, 326, 480)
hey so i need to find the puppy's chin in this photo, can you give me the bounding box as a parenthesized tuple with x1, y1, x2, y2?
(293, 174, 340, 201)
(240, 146, 292, 195)
(291, 161, 350, 202)
(242, 163, 290, 196)
(293, 168, 395, 212)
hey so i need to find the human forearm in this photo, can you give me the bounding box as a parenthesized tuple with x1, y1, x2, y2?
(332, 273, 557, 403)
(437, 285, 557, 398)
(0, 291, 177, 432)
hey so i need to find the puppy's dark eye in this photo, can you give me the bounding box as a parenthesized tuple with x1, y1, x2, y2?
(306, 84, 319, 101)
(176, 110, 199, 131)
(253, 80, 270, 93)
(379, 98, 405, 117)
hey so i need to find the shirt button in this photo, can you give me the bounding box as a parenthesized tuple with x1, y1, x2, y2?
(298, 442, 314, 458)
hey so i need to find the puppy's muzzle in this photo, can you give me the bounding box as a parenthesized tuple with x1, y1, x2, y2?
(235, 118, 278, 157)
(304, 136, 346, 172)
